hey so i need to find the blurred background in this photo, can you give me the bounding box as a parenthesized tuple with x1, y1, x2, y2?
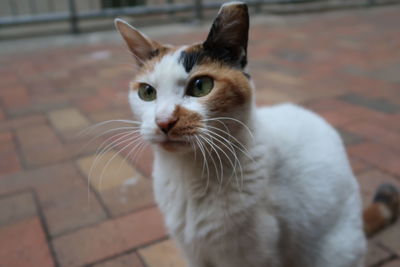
(0, 0, 399, 266)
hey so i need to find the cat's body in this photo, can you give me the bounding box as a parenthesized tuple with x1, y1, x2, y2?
(112, 2, 399, 266)
(153, 103, 365, 267)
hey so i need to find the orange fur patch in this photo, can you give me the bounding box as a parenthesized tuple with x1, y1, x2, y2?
(363, 203, 388, 237)
(193, 62, 252, 113)
(169, 105, 202, 137)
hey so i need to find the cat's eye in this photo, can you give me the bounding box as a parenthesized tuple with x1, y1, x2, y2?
(186, 76, 214, 97)
(138, 83, 156, 101)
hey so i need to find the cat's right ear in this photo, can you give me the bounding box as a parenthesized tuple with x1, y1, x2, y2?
(114, 19, 160, 65)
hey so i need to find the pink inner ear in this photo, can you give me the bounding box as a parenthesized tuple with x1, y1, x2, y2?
(115, 19, 161, 64)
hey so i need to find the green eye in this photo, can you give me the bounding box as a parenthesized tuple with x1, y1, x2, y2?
(187, 76, 214, 97)
(138, 83, 156, 101)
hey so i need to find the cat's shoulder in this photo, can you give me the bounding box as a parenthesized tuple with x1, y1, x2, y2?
(255, 103, 342, 147)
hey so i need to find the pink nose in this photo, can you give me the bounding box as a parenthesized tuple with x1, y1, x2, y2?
(156, 117, 179, 134)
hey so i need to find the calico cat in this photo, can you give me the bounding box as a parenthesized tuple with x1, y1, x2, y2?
(114, 2, 398, 266)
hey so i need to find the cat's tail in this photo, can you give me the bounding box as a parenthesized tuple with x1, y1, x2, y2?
(363, 184, 399, 237)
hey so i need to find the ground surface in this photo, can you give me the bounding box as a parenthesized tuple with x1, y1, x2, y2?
(0, 5, 399, 267)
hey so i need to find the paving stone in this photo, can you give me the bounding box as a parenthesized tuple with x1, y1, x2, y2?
(357, 169, 400, 209)
(382, 259, 400, 267)
(339, 94, 400, 114)
(86, 109, 132, 123)
(337, 128, 364, 146)
(350, 158, 370, 174)
(138, 239, 186, 267)
(376, 114, 400, 133)
(349, 143, 400, 177)
(0, 163, 107, 236)
(318, 103, 388, 128)
(77, 152, 154, 216)
(0, 217, 54, 267)
(0, 131, 21, 175)
(77, 151, 137, 192)
(48, 107, 90, 133)
(129, 145, 154, 178)
(53, 207, 166, 267)
(365, 243, 392, 267)
(0, 108, 4, 120)
(91, 252, 143, 267)
(374, 221, 400, 256)
(343, 122, 400, 152)
(0, 191, 37, 227)
(0, 86, 31, 110)
(0, 114, 46, 132)
(15, 124, 70, 167)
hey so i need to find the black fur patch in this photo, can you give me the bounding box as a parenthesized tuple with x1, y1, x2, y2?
(179, 50, 204, 73)
(148, 49, 160, 60)
(179, 48, 246, 73)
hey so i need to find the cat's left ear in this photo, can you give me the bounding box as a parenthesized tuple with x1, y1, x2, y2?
(115, 19, 161, 65)
(203, 2, 249, 68)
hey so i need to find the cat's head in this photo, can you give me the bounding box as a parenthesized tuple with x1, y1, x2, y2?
(115, 2, 253, 152)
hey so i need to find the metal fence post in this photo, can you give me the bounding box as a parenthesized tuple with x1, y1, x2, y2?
(68, 0, 79, 34)
(193, 0, 203, 22)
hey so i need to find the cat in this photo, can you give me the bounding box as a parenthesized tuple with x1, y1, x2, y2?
(114, 2, 398, 266)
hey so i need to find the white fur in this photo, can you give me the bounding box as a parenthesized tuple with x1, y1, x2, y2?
(129, 51, 366, 267)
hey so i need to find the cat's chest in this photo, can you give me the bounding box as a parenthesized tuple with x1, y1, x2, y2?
(153, 170, 263, 246)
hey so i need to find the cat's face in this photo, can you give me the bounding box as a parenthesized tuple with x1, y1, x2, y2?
(116, 2, 252, 152)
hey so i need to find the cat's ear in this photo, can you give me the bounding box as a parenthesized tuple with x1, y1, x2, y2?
(203, 2, 249, 68)
(115, 19, 161, 65)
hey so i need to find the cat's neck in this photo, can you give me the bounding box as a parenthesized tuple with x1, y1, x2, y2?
(153, 106, 261, 196)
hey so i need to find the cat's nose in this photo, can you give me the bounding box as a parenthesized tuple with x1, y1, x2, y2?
(156, 117, 179, 134)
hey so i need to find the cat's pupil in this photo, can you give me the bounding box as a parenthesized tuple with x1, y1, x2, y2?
(195, 79, 203, 91)
(145, 86, 152, 95)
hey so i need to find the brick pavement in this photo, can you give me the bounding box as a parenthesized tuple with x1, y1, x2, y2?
(0, 6, 399, 267)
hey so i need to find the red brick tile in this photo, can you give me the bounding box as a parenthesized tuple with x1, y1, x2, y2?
(344, 122, 400, 152)
(0, 163, 107, 236)
(350, 157, 370, 174)
(0, 217, 54, 267)
(0, 114, 46, 132)
(15, 124, 70, 167)
(122, 143, 153, 178)
(1, 87, 31, 109)
(77, 96, 109, 113)
(349, 143, 400, 177)
(92, 252, 143, 267)
(356, 169, 400, 209)
(53, 207, 166, 267)
(382, 259, 400, 267)
(376, 114, 400, 133)
(0, 191, 37, 227)
(0, 132, 21, 175)
(0, 108, 5, 120)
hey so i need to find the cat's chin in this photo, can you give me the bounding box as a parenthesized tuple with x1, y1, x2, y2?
(155, 140, 192, 153)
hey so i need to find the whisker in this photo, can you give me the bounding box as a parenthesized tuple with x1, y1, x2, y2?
(201, 117, 254, 140)
(204, 125, 254, 162)
(88, 131, 139, 198)
(198, 134, 225, 191)
(98, 135, 143, 192)
(79, 126, 140, 156)
(194, 136, 210, 196)
(77, 119, 141, 137)
(201, 131, 243, 192)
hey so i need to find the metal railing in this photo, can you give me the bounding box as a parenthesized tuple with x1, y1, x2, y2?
(0, 0, 390, 34)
